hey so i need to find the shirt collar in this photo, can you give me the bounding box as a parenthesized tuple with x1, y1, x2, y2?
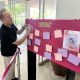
(2, 24, 12, 29)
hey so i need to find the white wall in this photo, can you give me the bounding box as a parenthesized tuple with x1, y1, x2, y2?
(0, 1, 5, 10)
(44, 0, 57, 19)
(56, 0, 80, 19)
(0, 1, 5, 27)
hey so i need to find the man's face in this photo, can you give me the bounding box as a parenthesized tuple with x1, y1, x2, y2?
(2, 11, 13, 26)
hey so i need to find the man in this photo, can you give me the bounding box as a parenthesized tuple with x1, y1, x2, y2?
(0, 9, 31, 80)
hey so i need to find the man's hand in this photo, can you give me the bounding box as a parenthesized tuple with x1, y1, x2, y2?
(26, 24, 32, 32)
(17, 24, 28, 35)
(22, 24, 28, 29)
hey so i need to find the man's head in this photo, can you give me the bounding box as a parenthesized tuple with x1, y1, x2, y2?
(0, 9, 13, 26)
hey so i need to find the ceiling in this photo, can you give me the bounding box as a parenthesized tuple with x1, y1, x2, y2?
(0, 0, 56, 9)
(14, 0, 56, 8)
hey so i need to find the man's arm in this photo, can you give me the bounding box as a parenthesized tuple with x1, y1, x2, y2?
(13, 28, 31, 46)
(17, 24, 28, 35)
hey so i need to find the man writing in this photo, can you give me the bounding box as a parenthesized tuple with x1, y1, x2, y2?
(0, 9, 31, 80)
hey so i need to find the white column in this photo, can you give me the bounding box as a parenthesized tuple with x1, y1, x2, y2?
(0, 1, 5, 10)
(56, 0, 80, 19)
(25, 1, 30, 19)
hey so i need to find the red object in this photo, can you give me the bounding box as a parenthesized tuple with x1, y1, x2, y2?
(26, 19, 80, 73)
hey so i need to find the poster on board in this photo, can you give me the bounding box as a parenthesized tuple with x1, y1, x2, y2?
(26, 19, 80, 73)
(63, 30, 80, 52)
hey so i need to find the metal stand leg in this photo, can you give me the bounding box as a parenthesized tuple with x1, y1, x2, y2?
(17, 53, 21, 80)
(38, 57, 49, 66)
(38, 55, 49, 66)
(28, 50, 36, 80)
(66, 69, 75, 80)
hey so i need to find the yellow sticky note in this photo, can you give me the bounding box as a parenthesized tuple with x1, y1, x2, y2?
(35, 30, 40, 36)
(46, 44, 52, 52)
(34, 46, 39, 52)
(77, 53, 80, 58)
(54, 30, 62, 38)
(29, 33, 33, 39)
(54, 53, 62, 61)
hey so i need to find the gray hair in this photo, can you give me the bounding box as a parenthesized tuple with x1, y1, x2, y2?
(0, 8, 6, 20)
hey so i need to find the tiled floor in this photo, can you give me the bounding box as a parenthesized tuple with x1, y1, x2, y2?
(36, 59, 66, 80)
(36, 58, 80, 80)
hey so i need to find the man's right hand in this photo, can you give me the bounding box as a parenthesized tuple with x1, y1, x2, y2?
(26, 24, 32, 33)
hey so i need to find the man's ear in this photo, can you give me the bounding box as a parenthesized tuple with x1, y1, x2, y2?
(1, 18, 4, 22)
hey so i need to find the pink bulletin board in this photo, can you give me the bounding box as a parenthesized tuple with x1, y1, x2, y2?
(26, 19, 80, 73)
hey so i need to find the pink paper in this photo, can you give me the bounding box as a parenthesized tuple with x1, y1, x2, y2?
(44, 52, 52, 60)
(77, 53, 80, 58)
(54, 30, 62, 38)
(35, 29, 40, 36)
(34, 46, 39, 52)
(46, 44, 52, 52)
(29, 33, 33, 39)
(54, 53, 62, 61)
(68, 53, 80, 66)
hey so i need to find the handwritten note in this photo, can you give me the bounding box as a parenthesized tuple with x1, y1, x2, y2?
(35, 38, 41, 46)
(77, 53, 80, 58)
(43, 32, 50, 39)
(68, 54, 80, 66)
(46, 44, 52, 52)
(34, 46, 39, 52)
(35, 29, 40, 36)
(54, 30, 62, 38)
(58, 48, 68, 58)
(54, 53, 62, 61)
(44, 52, 51, 60)
(27, 39, 32, 46)
(29, 33, 33, 39)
